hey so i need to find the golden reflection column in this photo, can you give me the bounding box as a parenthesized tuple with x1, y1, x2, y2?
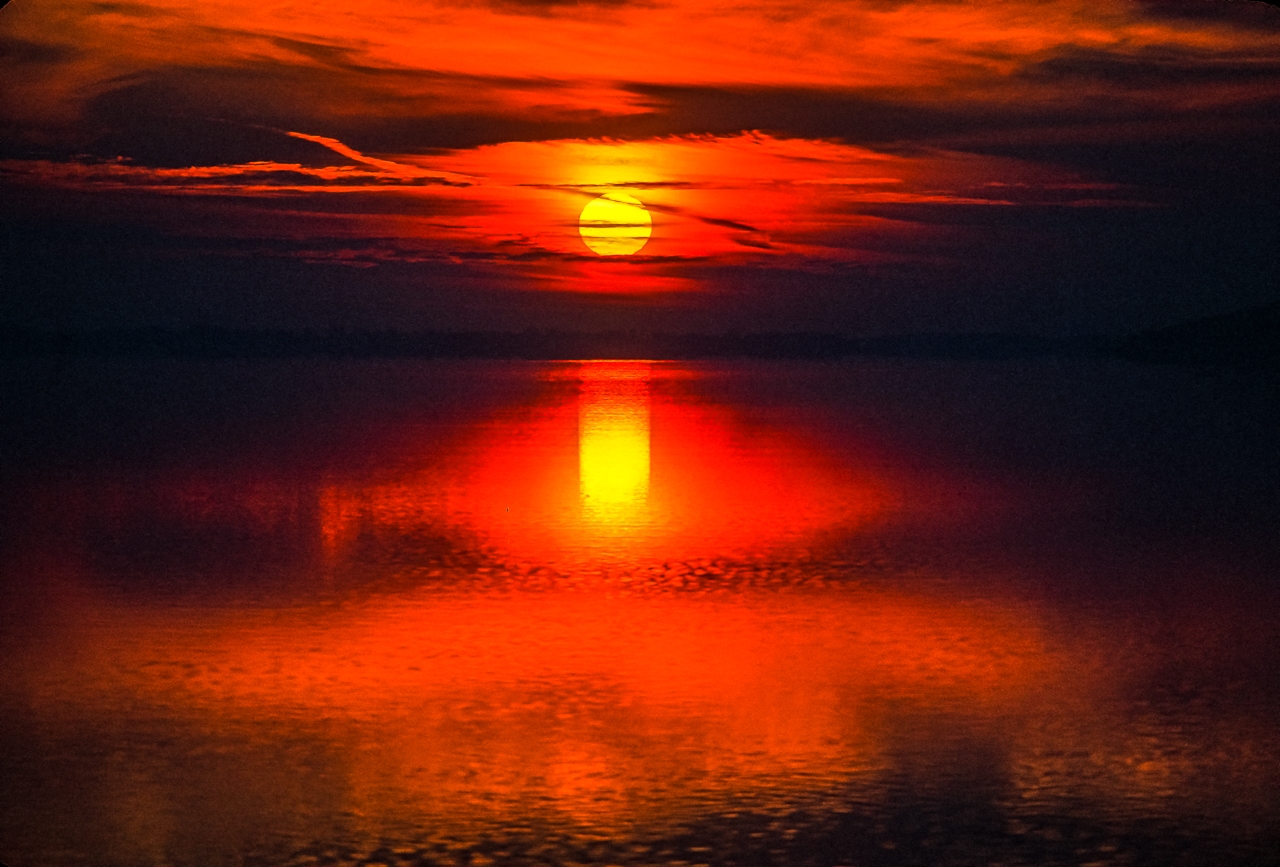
(578, 363, 651, 527)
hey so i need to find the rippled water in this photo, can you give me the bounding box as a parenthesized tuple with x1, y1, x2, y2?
(1, 359, 1277, 866)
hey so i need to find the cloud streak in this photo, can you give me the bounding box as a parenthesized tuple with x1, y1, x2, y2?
(284, 131, 476, 184)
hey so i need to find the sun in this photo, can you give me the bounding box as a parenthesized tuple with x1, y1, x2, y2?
(578, 193, 652, 256)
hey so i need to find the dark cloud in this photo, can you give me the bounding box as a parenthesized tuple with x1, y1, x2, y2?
(698, 215, 759, 233)
(843, 200, 1280, 301)
(213, 189, 481, 217)
(1137, 0, 1280, 28)
(85, 2, 167, 16)
(69, 70, 370, 166)
(528, 181, 699, 190)
(1018, 43, 1280, 86)
(65, 62, 617, 164)
(268, 36, 390, 74)
(13, 29, 1268, 194)
(484, 0, 648, 14)
(0, 59, 1088, 162)
(947, 121, 1280, 204)
(99, 167, 469, 187)
(84, 116, 357, 169)
(617, 80, 1280, 202)
(617, 84, 965, 143)
(0, 34, 76, 66)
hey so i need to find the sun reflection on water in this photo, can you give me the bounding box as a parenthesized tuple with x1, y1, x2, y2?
(578, 362, 651, 526)
(309, 361, 893, 567)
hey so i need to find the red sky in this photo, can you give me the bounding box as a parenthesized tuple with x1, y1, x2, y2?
(2, 0, 1278, 334)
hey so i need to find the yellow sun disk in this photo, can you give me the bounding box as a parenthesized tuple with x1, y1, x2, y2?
(579, 193, 652, 256)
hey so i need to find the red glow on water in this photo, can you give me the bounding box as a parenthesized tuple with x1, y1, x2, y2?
(317, 362, 894, 566)
(26, 578, 1058, 840)
(5, 362, 1274, 861)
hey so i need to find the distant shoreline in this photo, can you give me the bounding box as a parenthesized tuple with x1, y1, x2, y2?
(0, 327, 1108, 362)
(2, 303, 1276, 365)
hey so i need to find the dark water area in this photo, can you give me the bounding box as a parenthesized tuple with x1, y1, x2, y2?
(1, 358, 1278, 867)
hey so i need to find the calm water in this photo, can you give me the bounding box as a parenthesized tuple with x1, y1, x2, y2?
(1, 359, 1277, 867)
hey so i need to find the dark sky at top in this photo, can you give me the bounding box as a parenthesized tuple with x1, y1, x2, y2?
(2, 0, 1278, 335)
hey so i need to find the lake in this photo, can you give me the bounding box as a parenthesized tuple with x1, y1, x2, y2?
(1, 358, 1277, 866)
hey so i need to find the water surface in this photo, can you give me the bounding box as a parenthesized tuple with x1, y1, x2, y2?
(1, 359, 1277, 866)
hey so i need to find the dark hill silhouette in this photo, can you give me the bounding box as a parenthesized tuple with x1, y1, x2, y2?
(0, 326, 1108, 361)
(1115, 302, 1280, 365)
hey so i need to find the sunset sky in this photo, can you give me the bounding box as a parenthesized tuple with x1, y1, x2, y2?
(2, 0, 1278, 335)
